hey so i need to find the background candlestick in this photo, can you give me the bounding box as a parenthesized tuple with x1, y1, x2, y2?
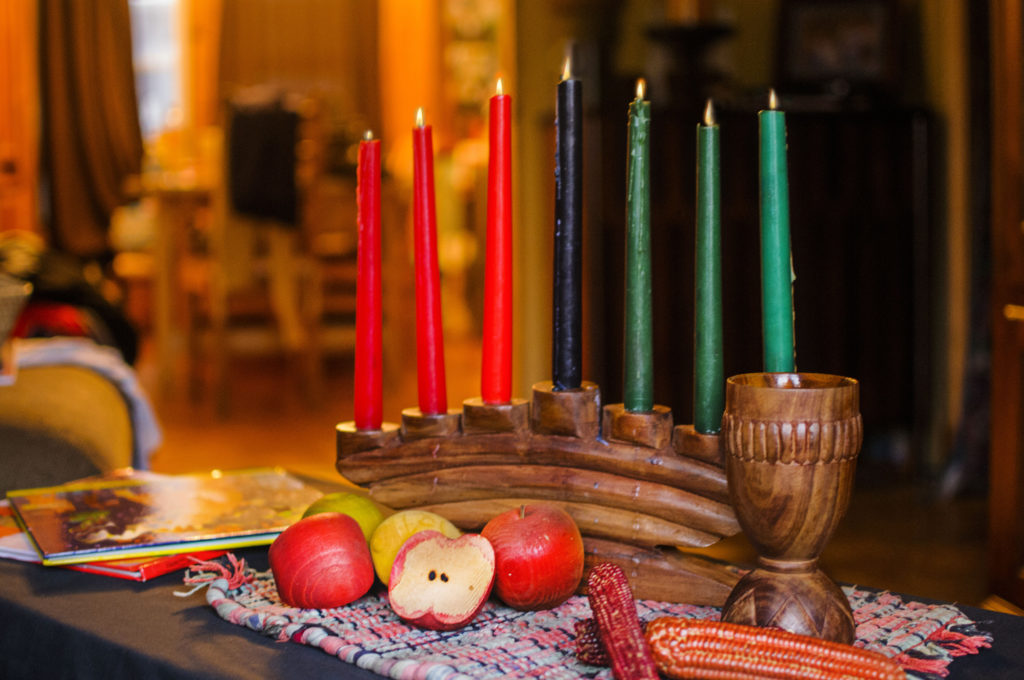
(624, 79, 653, 413)
(759, 89, 796, 373)
(412, 109, 448, 414)
(483, 79, 513, 404)
(553, 59, 583, 391)
(354, 131, 382, 430)
(694, 101, 723, 434)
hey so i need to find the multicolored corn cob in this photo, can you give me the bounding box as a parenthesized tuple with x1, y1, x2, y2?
(645, 616, 906, 680)
(585, 562, 660, 679)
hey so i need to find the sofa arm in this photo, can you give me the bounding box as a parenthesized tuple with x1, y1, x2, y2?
(0, 365, 133, 494)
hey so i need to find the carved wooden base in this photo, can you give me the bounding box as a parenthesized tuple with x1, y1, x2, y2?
(722, 563, 855, 644)
(336, 383, 741, 605)
(412, 496, 740, 605)
(583, 538, 740, 606)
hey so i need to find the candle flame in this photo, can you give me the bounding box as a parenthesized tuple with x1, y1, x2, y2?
(415, 107, 424, 127)
(703, 99, 716, 126)
(496, 77, 504, 96)
(562, 57, 572, 82)
(768, 88, 779, 110)
(635, 78, 646, 100)
(363, 129, 374, 141)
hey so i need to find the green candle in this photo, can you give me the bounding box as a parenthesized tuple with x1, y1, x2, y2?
(694, 100, 723, 433)
(624, 79, 653, 412)
(759, 89, 795, 373)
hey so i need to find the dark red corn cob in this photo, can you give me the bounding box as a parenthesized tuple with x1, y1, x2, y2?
(645, 616, 906, 680)
(574, 618, 609, 666)
(585, 562, 660, 680)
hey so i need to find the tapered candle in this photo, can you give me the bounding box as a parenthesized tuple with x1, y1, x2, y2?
(759, 89, 796, 373)
(694, 101, 724, 433)
(483, 78, 513, 404)
(354, 130, 382, 430)
(553, 58, 583, 390)
(624, 79, 653, 413)
(412, 108, 447, 414)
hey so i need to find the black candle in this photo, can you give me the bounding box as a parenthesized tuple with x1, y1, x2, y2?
(553, 58, 583, 390)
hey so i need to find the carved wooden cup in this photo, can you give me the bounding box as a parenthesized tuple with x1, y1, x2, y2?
(720, 372, 862, 643)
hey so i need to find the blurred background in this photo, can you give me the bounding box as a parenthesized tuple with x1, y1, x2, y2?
(1, 0, 1020, 612)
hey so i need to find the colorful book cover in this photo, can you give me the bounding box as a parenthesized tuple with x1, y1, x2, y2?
(6, 467, 323, 566)
(0, 523, 226, 582)
(0, 468, 164, 560)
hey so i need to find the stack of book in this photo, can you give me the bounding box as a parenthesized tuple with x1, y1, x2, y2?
(1, 467, 322, 581)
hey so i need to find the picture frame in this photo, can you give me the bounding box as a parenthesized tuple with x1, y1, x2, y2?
(776, 0, 900, 97)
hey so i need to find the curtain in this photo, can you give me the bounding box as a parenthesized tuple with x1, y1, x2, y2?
(40, 0, 143, 258)
(0, 0, 40, 235)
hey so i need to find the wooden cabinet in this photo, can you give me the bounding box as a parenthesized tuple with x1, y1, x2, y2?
(589, 96, 932, 465)
(988, 0, 1024, 608)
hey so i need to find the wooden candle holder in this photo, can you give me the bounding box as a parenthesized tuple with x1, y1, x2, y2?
(719, 372, 862, 643)
(400, 408, 462, 439)
(337, 381, 741, 605)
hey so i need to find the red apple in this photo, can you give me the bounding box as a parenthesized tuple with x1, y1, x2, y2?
(269, 512, 374, 609)
(387, 530, 495, 630)
(481, 503, 584, 610)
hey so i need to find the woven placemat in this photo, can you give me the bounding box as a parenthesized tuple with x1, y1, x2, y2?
(179, 554, 991, 680)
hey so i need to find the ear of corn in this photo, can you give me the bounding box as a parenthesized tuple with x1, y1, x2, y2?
(645, 616, 906, 680)
(585, 562, 660, 679)
(573, 618, 609, 666)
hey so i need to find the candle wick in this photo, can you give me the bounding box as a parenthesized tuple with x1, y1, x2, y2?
(635, 78, 646, 101)
(415, 107, 425, 128)
(363, 129, 374, 141)
(768, 88, 779, 111)
(703, 99, 716, 126)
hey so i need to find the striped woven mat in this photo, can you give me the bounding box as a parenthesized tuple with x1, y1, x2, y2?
(179, 554, 991, 680)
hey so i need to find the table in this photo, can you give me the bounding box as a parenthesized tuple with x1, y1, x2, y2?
(0, 547, 377, 680)
(1, 547, 1022, 679)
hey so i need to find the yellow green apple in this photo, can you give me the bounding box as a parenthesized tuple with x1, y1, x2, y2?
(302, 492, 385, 542)
(369, 509, 461, 585)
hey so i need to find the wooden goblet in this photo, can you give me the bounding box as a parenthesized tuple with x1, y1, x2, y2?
(720, 372, 862, 643)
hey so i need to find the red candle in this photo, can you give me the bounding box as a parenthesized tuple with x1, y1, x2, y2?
(482, 79, 513, 404)
(354, 131, 382, 430)
(412, 108, 448, 414)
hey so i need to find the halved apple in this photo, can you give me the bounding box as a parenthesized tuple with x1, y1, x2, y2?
(387, 530, 495, 630)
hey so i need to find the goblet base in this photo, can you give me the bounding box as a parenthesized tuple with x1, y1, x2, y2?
(721, 562, 855, 644)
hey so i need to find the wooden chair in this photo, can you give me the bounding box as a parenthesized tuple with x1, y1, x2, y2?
(179, 90, 331, 416)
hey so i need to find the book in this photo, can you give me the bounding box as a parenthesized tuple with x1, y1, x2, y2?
(0, 468, 162, 555)
(63, 550, 229, 581)
(0, 467, 168, 557)
(0, 501, 227, 581)
(6, 467, 323, 566)
(0, 500, 34, 558)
